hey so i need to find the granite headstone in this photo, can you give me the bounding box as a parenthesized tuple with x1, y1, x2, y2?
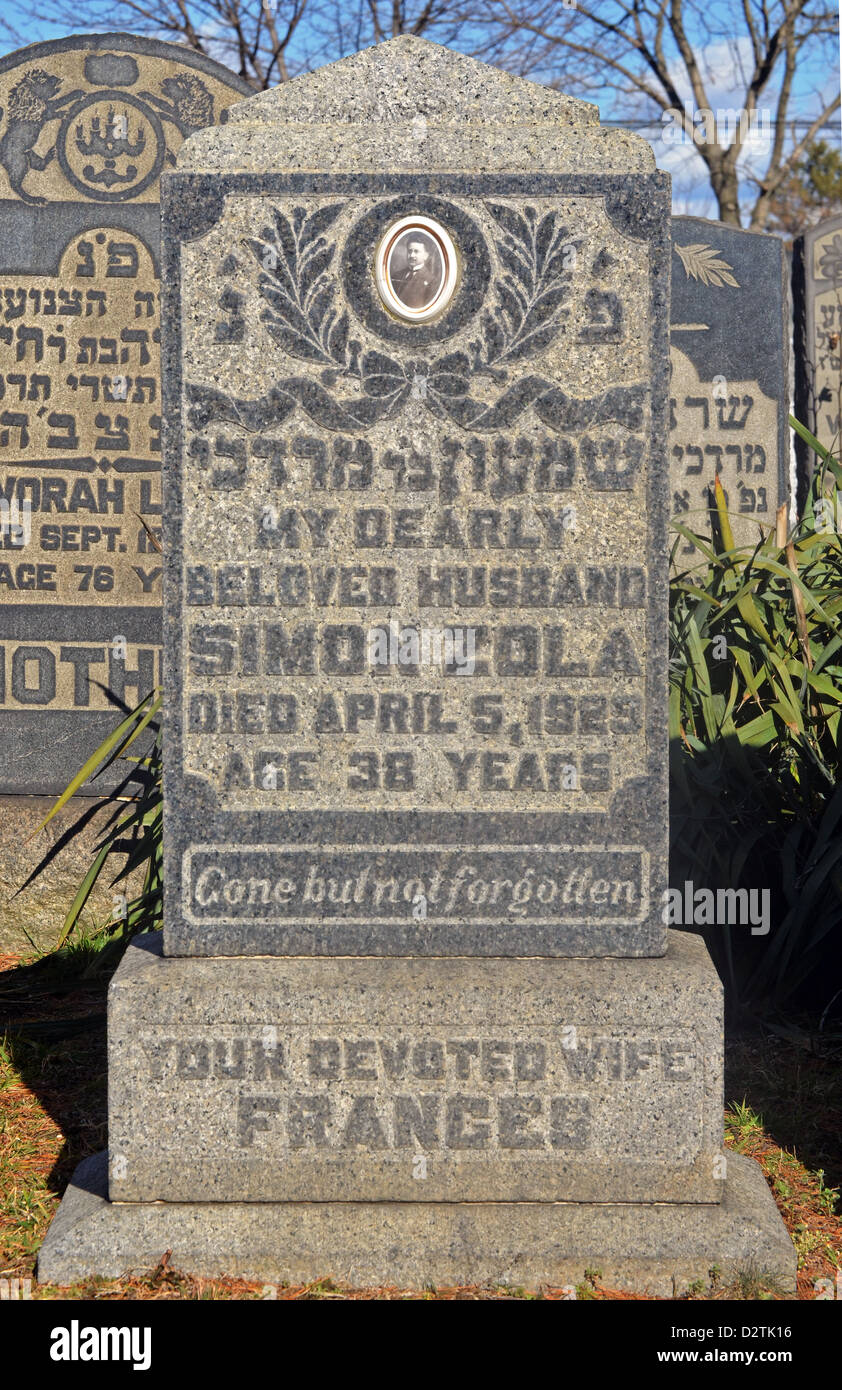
(670, 217, 790, 549)
(0, 35, 249, 794)
(161, 45, 671, 958)
(39, 39, 796, 1293)
(794, 214, 842, 498)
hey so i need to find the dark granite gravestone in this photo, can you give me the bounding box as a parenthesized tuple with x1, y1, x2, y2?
(161, 63, 671, 960)
(39, 38, 795, 1292)
(794, 215, 842, 498)
(670, 217, 790, 548)
(0, 35, 249, 794)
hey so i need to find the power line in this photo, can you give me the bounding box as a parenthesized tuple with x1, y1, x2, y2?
(601, 117, 840, 130)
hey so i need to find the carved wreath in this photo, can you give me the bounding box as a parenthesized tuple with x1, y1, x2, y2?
(187, 200, 645, 436)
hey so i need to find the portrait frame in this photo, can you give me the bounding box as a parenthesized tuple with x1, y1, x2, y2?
(374, 214, 459, 322)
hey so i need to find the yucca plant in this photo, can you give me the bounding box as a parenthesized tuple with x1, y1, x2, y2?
(33, 687, 162, 958)
(670, 419, 842, 1011)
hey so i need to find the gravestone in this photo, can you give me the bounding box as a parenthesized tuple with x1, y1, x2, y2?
(794, 215, 842, 498)
(0, 35, 249, 795)
(165, 57, 670, 961)
(670, 217, 790, 549)
(39, 38, 795, 1292)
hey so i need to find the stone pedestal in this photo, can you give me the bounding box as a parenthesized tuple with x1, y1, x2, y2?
(39, 1149, 794, 1297)
(39, 930, 796, 1292)
(110, 931, 723, 1204)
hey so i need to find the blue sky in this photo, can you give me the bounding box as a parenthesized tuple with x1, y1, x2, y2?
(0, 4, 839, 223)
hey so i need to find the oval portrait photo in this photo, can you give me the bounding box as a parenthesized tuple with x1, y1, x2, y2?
(375, 216, 459, 322)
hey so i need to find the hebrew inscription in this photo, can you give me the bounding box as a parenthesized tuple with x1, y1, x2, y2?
(0, 36, 249, 792)
(0, 230, 161, 617)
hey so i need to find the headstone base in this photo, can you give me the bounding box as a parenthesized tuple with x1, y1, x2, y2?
(107, 933, 725, 1204)
(39, 1149, 795, 1295)
(38, 928, 796, 1294)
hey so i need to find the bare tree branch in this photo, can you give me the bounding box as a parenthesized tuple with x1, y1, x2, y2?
(460, 0, 839, 227)
(0, 0, 836, 227)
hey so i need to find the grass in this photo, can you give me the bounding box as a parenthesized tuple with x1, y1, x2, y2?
(1, 943, 839, 1302)
(725, 1033, 842, 1298)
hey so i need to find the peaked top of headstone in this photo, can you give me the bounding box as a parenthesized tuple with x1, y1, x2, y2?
(227, 36, 597, 127)
(177, 35, 655, 172)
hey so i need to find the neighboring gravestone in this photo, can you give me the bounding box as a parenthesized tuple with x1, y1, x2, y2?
(0, 35, 249, 794)
(39, 38, 795, 1292)
(794, 215, 842, 498)
(670, 217, 790, 549)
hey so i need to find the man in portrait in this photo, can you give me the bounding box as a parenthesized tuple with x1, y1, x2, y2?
(391, 234, 441, 310)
